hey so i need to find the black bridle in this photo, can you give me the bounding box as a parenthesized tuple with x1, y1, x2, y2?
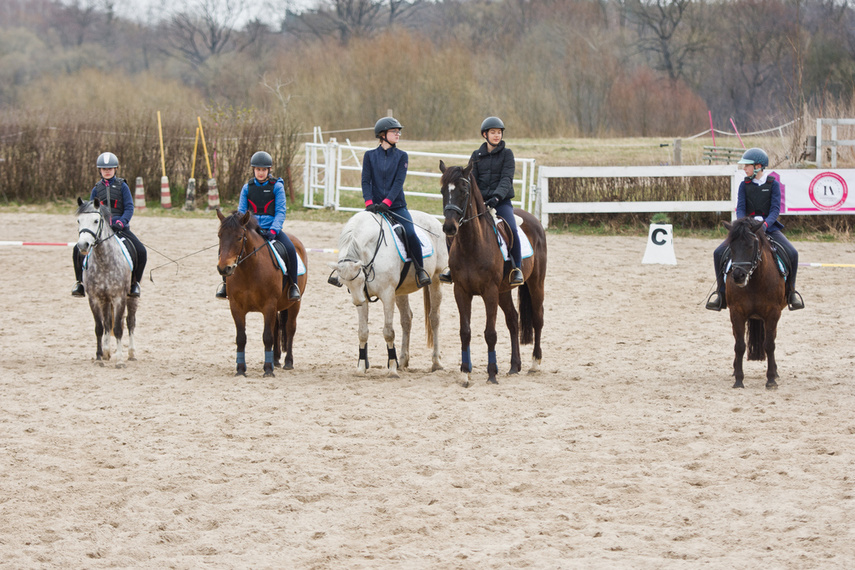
(443, 172, 484, 227)
(336, 216, 387, 303)
(729, 232, 762, 279)
(225, 228, 267, 269)
(77, 210, 110, 250)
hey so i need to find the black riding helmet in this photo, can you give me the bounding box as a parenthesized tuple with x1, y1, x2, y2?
(250, 151, 273, 169)
(374, 117, 403, 138)
(480, 116, 505, 137)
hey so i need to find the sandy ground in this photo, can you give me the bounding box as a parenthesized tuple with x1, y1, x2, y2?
(1, 211, 854, 568)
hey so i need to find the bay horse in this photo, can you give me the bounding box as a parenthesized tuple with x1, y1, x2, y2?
(75, 197, 137, 367)
(216, 210, 307, 377)
(328, 210, 447, 377)
(439, 160, 547, 386)
(723, 217, 787, 389)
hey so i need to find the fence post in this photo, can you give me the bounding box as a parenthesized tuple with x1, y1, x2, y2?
(134, 176, 146, 211)
(184, 178, 196, 211)
(207, 178, 220, 211)
(160, 176, 172, 209)
(816, 118, 823, 168)
(673, 138, 682, 166)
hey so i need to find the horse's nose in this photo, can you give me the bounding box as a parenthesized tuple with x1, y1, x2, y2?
(218, 264, 235, 276)
(731, 268, 748, 286)
(442, 220, 458, 236)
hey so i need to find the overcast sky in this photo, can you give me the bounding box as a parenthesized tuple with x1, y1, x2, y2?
(108, 0, 312, 25)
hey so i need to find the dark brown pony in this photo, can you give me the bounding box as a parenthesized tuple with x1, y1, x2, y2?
(723, 217, 787, 389)
(216, 210, 308, 377)
(439, 160, 547, 385)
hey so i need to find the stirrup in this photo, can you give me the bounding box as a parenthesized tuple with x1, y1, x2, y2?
(416, 269, 432, 288)
(705, 291, 724, 311)
(71, 282, 85, 297)
(438, 269, 452, 284)
(128, 282, 140, 298)
(288, 284, 301, 301)
(509, 268, 524, 286)
(788, 290, 804, 311)
(215, 283, 228, 299)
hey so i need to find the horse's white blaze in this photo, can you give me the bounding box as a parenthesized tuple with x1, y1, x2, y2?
(447, 183, 456, 192)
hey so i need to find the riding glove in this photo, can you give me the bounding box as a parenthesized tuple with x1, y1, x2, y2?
(111, 220, 124, 232)
(266, 229, 277, 241)
(375, 202, 390, 214)
(485, 196, 499, 208)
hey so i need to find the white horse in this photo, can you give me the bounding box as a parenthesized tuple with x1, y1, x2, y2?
(328, 210, 448, 376)
(75, 197, 137, 367)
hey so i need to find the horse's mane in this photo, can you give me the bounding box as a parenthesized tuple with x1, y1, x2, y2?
(724, 217, 768, 247)
(221, 210, 262, 235)
(338, 213, 366, 260)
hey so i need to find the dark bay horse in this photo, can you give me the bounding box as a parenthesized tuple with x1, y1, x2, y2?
(216, 210, 308, 377)
(723, 218, 787, 389)
(439, 160, 547, 386)
(75, 197, 137, 367)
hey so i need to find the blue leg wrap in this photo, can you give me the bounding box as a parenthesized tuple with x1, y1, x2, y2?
(462, 347, 471, 371)
(236, 351, 246, 364)
(488, 351, 497, 365)
(264, 350, 274, 364)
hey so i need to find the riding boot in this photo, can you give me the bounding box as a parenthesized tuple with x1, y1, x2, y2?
(509, 267, 524, 287)
(438, 268, 452, 284)
(415, 267, 432, 288)
(288, 281, 301, 301)
(216, 279, 228, 299)
(129, 282, 141, 298)
(72, 281, 85, 297)
(788, 290, 805, 310)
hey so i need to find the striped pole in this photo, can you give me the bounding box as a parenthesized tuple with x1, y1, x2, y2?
(0, 241, 76, 247)
(160, 175, 172, 209)
(207, 178, 220, 211)
(184, 178, 196, 211)
(134, 176, 146, 211)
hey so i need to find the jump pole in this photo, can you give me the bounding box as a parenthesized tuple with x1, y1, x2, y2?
(184, 126, 200, 211)
(157, 111, 172, 209)
(730, 118, 746, 149)
(197, 116, 219, 210)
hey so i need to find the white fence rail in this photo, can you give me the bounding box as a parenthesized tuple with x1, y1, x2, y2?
(536, 165, 739, 228)
(303, 137, 537, 215)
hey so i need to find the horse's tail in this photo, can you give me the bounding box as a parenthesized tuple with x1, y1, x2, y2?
(519, 282, 533, 345)
(278, 309, 289, 354)
(747, 318, 766, 361)
(423, 285, 433, 349)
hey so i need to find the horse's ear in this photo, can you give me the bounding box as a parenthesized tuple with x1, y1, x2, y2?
(93, 197, 101, 208)
(327, 261, 340, 271)
(463, 161, 473, 177)
(77, 197, 83, 206)
(723, 221, 732, 231)
(439, 160, 446, 174)
(216, 208, 225, 222)
(239, 211, 252, 225)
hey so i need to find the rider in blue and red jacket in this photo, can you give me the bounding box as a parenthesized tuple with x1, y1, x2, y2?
(72, 152, 147, 298)
(215, 151, 301, 301)
(707, 147, 804, 311)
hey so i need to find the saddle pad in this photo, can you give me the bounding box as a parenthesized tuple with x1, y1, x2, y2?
(268, 241, 306, 277)
(83, 235, 133, 271)
(498, 226, 534, 262)
(385, 217, 434, 262)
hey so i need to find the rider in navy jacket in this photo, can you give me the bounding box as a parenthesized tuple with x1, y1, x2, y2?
(72, 152, 147, 298)
(361, 117, 431, 288)
(707, 147, 803, 311)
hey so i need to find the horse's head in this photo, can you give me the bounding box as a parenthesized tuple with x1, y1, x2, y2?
(216, 209, 255, 276)
(328, 259, 367, 305)
(75, 197, 109, 254)
(439, 160, 475, 237)
(724, 217, 766, 287)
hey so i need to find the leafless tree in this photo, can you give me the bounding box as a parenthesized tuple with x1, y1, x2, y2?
(627, 0, 709, 82)
(165, 0, 264, 67)
(283, 0, 425, 45)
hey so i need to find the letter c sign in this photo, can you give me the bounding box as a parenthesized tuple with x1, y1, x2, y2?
(651, 227, 668, 245)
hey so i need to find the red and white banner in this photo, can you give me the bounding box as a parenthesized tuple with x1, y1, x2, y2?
(773, 169, 855, 214)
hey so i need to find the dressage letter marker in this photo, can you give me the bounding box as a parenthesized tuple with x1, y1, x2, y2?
(642, 223, 677, 265)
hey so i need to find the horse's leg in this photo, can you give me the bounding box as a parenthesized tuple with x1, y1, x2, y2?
(262, 306, 277, 378)
(126, 298, 137, 361)
(111, 297, 126, 368)
(281, 308, 298, 370)
(527, 279, 546, 373)
(395, 295, 412, 371)
(428, 281, 443, 372)
(730, 313, 746, 388)
(272, 313, 282, 368)
(483, 291, 500, 385)
(100, 301, 113, 362)
(454, 287, 474, 387)
(764, 316, 780, 390)
(231, 306, 248, 377)
(498, 291, 521, 375)
(382, 292, 399, 378)
(356, 302, 370, 374)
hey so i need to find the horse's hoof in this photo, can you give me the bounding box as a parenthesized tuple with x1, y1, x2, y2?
(263, 371, 275, 378)
(507, 368, 520, 375)
(387, 368, 400, 379)
(235, 371, 246, 377)
(431, 363, 444, 372)
(97, 361, 105, 367)
(487, 377, 499, 385)
(732, 382, 744, 388)
(128, 356, 137, 362)
(115, 363, 126, 369)
(766, 382, 778, 390)
(461, 372, 471, 388)
(282, 362, 293, 370)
